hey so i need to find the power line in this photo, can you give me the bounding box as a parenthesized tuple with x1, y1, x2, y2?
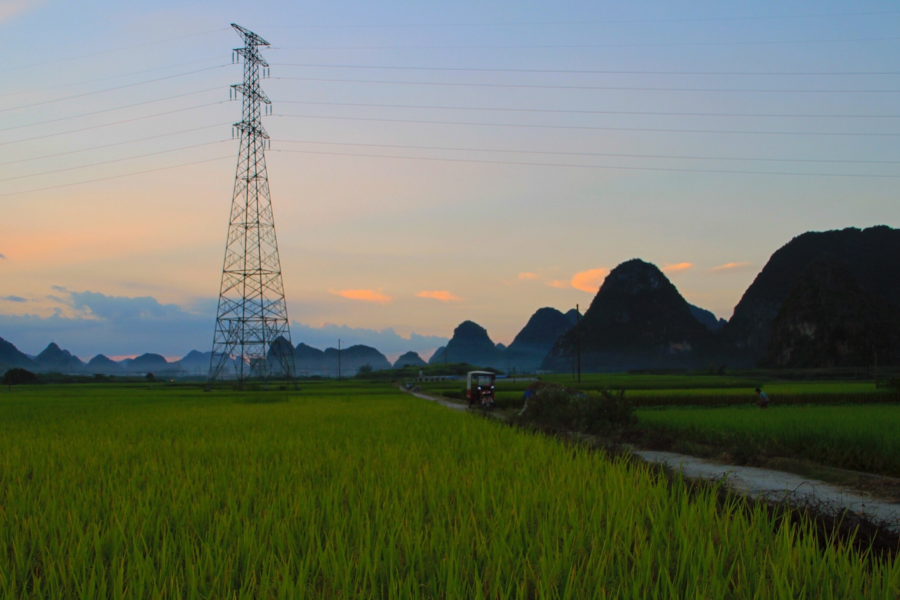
(0, 101, 228, 147)
(0, 65, 231, 115)
(272, 36, 900, 50)
(261, 11, 900, 28)
(0, 87, 223, 134)
(0, 28, 230, 75)
(0, 123, 232, 167)
(272, 99, 900, 119)
(0, 58, 222, 100)
(0, 140, 231, 184)
(269, 148, 900, 178)
(275, 139, 900, 165)
(0, 155, 233, 199)
(273, 63, 900, 76)
(272, 113, 900, 136)
(272, 76, 900, 93)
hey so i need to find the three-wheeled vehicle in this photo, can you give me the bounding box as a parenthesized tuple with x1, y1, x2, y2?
(466, 371, 496, 409)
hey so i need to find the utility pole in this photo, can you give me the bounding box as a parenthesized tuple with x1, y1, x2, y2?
(208, 24, 295, 386)
(576, 303, 581, 384)
(338, 339, 342, 381)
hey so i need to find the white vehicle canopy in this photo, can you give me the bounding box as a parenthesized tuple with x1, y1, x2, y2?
(466, 371, 495, 390)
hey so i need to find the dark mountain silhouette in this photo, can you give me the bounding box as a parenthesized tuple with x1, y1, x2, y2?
(761, 256, 900, 368)
(176, 350, 212, 377)
(291, 342, 390, 376)
(394, 351, 426, 368)
(35, 343, 84, 373)
(689, 304, 727, 331)
(86, 354, 122, 375)
(0, 336, 36, 370)
(543, 259, 713, 372)
(428, 346, 447, 364)
(128, 353, 177, 374)
(429, 321, 500, 368)
(324, 345, 391, 375)
(723, 226, 900, 364)
(564, 309, 579, 326)
(505, 307, 575, 372)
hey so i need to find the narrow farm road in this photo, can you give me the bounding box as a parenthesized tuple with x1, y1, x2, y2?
(633, 449, 900, 532)
(407, 387, 900, 532)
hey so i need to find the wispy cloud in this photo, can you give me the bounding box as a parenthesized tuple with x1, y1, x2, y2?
(662, 262, 694, 273)
(518, 272, 539, 280)
(570, 268, 608, 293)
(331, 289, 392, 304)
(710, 261, 751, 272)
(1, 295, 26, 302)
(548, 280, 569, 289)
(0, 253, 5, 259)
(416, 290, 462, 302)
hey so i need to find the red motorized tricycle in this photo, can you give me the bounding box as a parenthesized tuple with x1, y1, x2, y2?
(466, 371, 496, 409)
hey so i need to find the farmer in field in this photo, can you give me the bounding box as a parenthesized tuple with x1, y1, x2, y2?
(755, 388, 769, 409)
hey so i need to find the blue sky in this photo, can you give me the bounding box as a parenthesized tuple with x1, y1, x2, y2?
(0, 1, 898, 359)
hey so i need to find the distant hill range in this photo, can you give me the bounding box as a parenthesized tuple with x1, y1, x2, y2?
(2, 226, 897, 376)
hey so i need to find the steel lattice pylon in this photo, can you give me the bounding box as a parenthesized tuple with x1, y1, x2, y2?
(208, 24, 295, 384)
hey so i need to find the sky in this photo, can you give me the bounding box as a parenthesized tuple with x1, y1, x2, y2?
(0, 0, 898, 360)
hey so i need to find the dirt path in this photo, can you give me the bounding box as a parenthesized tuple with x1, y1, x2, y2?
(633, 449, 900, 532)
(406, 387, 900, 532)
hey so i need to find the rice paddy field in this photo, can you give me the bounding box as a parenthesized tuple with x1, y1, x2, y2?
(417, 374, 897, 409)
(0, 382, 898, 598)
(636, 404, 900, 477)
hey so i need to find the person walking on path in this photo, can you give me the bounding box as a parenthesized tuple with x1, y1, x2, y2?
(755, 388, 770, 409)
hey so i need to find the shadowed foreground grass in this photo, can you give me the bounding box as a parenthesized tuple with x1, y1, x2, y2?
(0, 384, 897, 598)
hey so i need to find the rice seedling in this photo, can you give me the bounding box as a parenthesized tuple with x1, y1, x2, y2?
(0, 383, 896, 598)
(638, 404, 900, 476)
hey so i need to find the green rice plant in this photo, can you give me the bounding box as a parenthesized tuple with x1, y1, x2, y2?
(0, 384, 896, 597)
(637, 403, 900, 476)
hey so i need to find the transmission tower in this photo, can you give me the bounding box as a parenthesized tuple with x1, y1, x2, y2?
(208, 23, 295, 385)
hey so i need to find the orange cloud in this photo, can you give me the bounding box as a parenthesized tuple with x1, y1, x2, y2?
(416, 290, 462, 302)
(711, 261, 750, 272)
(331, 289, 392, 304)
(571, 269, 608, 293)
(518, 272, 539, 280)
(662, 262, 694, 273)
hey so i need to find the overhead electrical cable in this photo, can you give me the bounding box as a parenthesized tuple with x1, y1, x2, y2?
(275, 139, 900, 165)
(272, 99, 899, 119)
(273, 63, 900, 76)
(0, 155, 234, 199)
(272, 36, 900, 50)
(272, 113, 900, 136)
(0, 101, 228, 147)
(0, 65, 232, 114)
(0, 28, 230, 75)
(0, 123, 232, 167)
(269, 148, 900, 178)
(0, 87, 224, 133)
(272, 76, 900, 93)
(262, 10, 900, 28)
(0, 57, 223, 100)
(0, 140, 231, 184)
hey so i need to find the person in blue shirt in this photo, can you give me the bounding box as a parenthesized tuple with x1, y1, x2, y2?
(755, 388, 769, 409)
